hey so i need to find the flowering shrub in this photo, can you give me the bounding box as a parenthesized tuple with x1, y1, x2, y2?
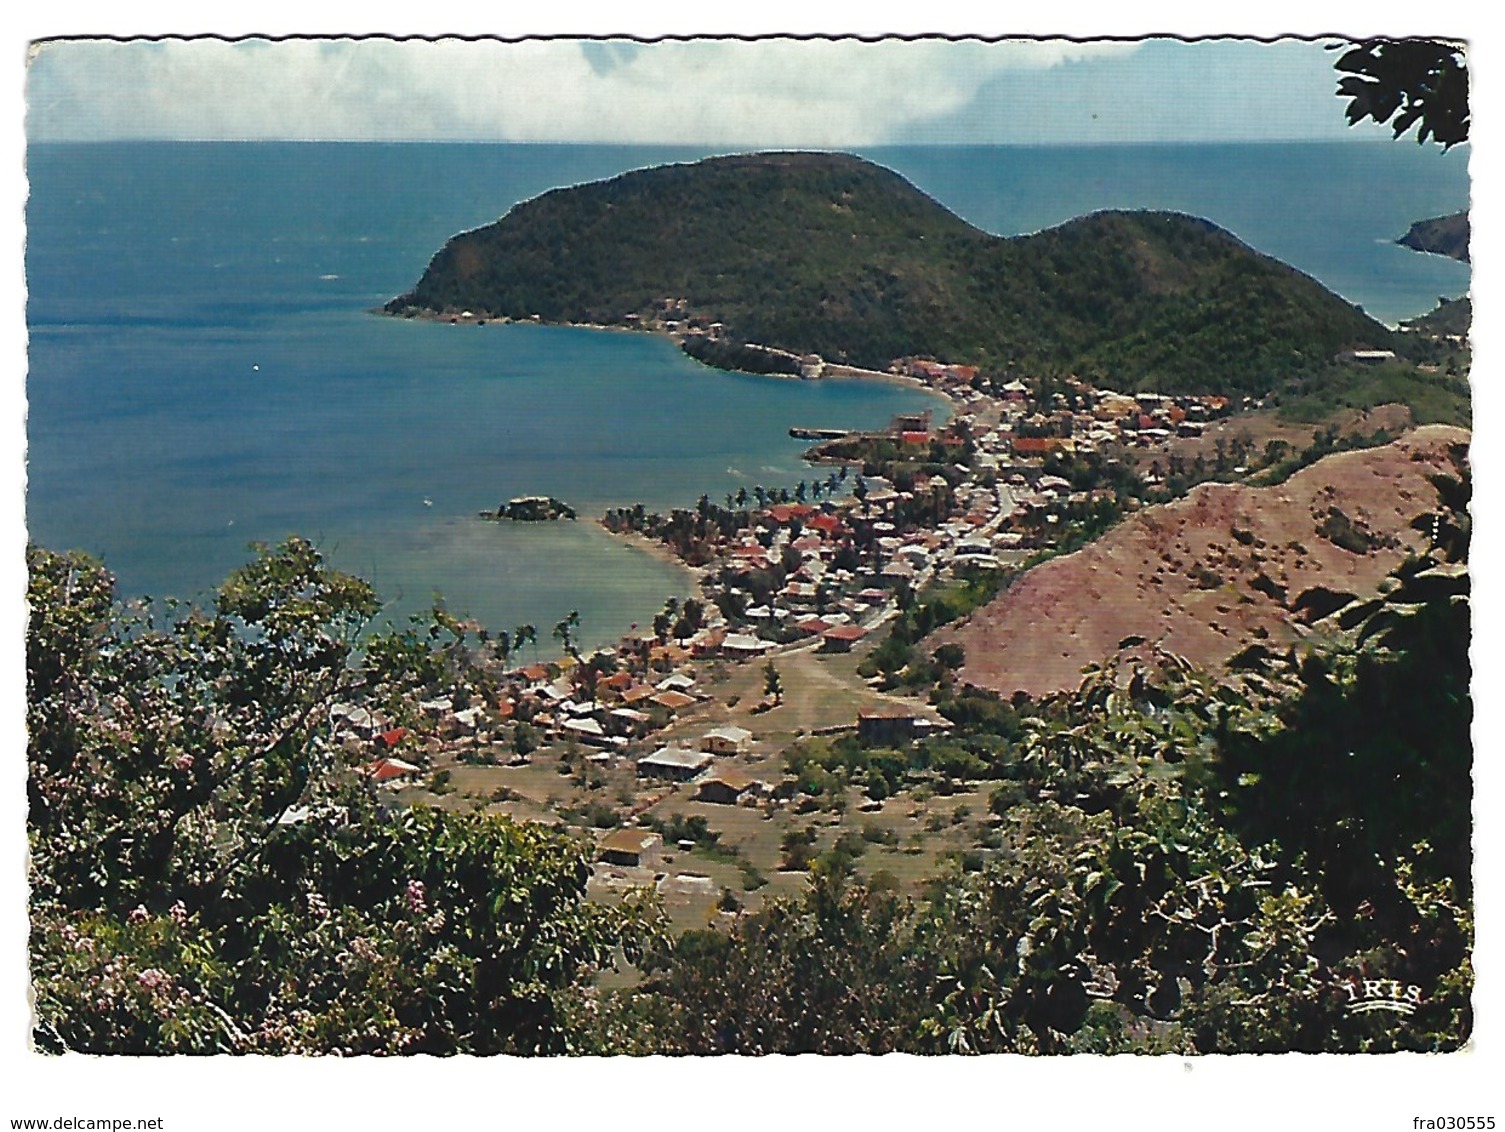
(27, 539, 661, 1054)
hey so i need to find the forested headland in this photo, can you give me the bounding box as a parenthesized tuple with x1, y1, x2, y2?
(383, 151, 1392, 396)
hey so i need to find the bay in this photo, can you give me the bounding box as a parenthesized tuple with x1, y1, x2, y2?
(24, 141, 1469, 646)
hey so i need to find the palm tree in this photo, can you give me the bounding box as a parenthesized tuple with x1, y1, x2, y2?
(735, 486, 749, 509)
(553, 609, 583, 662)
(680, 597, 706, 636)
(754, 485, 768, 508)
(515, 624, 538, 665)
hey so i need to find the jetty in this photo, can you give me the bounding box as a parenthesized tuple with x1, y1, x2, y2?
(788, 427, 855, 441)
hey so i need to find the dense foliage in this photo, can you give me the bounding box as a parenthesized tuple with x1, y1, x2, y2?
(384, 152, 1389, 394)
(1273, 359, 1471, 426)
(1333, 38, 1468, 150)
(27, 538, 659, 1054)
(1403, 295, 1471, 337)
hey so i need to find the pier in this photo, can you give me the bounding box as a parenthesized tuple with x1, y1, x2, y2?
(788, 427, 855, 441)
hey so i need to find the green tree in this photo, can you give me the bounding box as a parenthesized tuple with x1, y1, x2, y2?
(27, 540, 660, 1054)
(1333, 38, 1468, 149)
(763, 660, 783, 705)
(552, 609, 583, 662)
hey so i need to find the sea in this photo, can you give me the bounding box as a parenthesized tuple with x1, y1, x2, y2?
(24, 142, 1470, 647)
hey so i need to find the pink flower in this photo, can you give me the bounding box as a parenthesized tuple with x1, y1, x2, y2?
(168, 901, 189, 927)
(137, 968, 172, 992)
(404, 879, 426, 915)
(174, 753, 195, 772)
(128, 905, 150, 924)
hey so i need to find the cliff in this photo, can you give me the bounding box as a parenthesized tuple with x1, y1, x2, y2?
(1397, 211, 1470, 262)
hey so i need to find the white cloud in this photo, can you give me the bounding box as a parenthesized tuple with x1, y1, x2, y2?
(26, 37, 1142, 144)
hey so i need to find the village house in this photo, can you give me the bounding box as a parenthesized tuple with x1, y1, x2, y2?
(857, 706, 924, 746)
(650, 688, 696, 712)
(636, 746, 714, 780)
(330, 702, 382, 739)
(821, 623, 870, 653)
(598, 828, 664, 869)
(363, 756, 420, 784)
(696, 768, 763, 805)
(691, 627, 727, 658)
(722, 632, 775, 661)
(621, 683, 658, 707)
(559, 716, 609, 745)
(607, 707, 653, 739)
(1337, 348, 1399, 365)
(701, 725, 754, 756)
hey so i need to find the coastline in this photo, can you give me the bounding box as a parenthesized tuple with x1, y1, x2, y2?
(378, 305, 954, 412)
(597, 521, 705, 590)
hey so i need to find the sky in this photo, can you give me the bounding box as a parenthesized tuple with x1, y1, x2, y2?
(24, 36, 1395, 146)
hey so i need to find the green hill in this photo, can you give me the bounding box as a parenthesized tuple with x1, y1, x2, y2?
(385, 151, 1393, 395)
(1403, 295, 1471, 336)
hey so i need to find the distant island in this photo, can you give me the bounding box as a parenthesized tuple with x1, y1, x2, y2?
(382, 152, 1392, 397)
(1397, 211, 1469, 262)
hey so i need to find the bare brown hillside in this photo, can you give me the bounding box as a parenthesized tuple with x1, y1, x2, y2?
(940, 425, 1469, 699)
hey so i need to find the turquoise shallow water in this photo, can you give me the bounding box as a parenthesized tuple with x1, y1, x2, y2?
(25, 142, 1469, 645)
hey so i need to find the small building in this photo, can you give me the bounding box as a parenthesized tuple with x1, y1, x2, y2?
(1338, 348, 1398, 365)
(696, 768, 762, 805)
(857, 707, 922, 746)
(636, 746, 714, 780)
(598, 828, 664, 869)
(692, 628, 728, 658)
(560, 716, 608, 745)
(650, 689, 697, 714)
(608, 707, 653, 738)
(821, 624, 870, 653)
(701, 725, 754, 756)
(363, 756, 420, 783)
(621, 684, 658, 706)
(330, 702, 381, 738)
(723, 633, 774, 661)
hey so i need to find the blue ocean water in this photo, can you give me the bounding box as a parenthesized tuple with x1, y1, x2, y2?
(25, 142, 1469, 644)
